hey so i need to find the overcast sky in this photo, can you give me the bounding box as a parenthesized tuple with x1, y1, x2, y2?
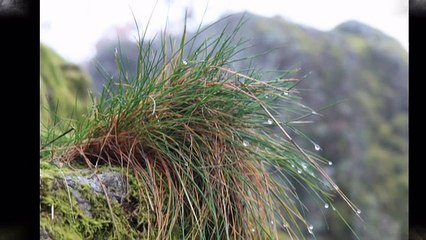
(41, 0, 408, 63)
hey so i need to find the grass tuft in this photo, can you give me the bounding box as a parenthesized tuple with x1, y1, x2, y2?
(40, 14, 360, 239)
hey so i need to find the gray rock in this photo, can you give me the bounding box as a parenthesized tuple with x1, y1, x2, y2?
(61, 172, 127, 216)
(40, 228, 51, 240)
(70, 188, 93, 217)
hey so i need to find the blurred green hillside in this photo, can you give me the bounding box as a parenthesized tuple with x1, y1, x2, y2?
(40, 44, 93, 130)
(85, 12, 408, 239)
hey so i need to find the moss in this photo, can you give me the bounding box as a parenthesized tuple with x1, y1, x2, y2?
(40, 167, 83, 239)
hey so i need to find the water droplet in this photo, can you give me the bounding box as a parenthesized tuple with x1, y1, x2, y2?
(251, 228, 255, 232)
(314, 144, 321, 151)
(324, 203, 329, 209)
(284, 92, 289, 96)
(267, 119, 273, 125)
(283, 223, 288, 228)
(307, 225, 314, 234)
(185, 162, 189, 167)
(302, 163, 307, 170)
(243, 140, 249, 147)
(265, 95, 269, 99)
(270, 221, 274, 225)
(312, 110, 318, 115)
(297, 169, 303, 174)
(291, 164, 295, 168)
(328, 161, 333, 166)
(356, 209, 361, 215)
(332, 206, 336, 211)
(182, 60, 188, 65)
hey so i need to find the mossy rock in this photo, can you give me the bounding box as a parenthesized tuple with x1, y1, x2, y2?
(40, 161, 161, 239)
